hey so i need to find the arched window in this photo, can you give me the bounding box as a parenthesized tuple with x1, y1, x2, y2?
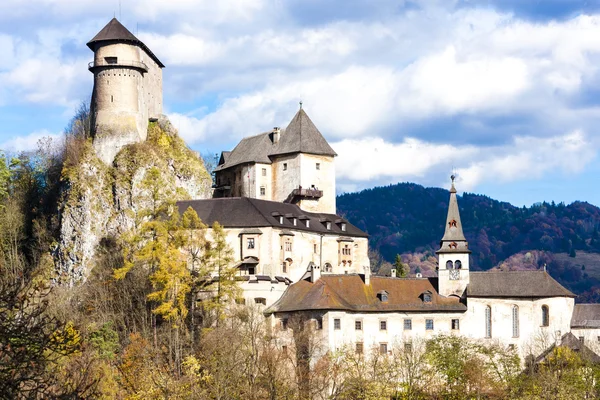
(512, 305, 519, 338)
(324, 263, 332, 273)
(455, 260, 462, 269)
(542, 305, 549, 327)
(485, 306, 492, 338)
(446, 260, 454, 269)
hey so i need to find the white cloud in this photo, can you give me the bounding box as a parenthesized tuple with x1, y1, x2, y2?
(0, 130, 62, 153)
(333, 130, 598, 191)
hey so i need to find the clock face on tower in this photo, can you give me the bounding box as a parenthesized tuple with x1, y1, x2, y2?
(450, 269, 460, 280)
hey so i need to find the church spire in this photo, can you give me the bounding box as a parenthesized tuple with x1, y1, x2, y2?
(438, 175, 469, 253)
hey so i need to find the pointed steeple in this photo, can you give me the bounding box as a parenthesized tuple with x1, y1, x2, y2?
(437, 175, 470, 254)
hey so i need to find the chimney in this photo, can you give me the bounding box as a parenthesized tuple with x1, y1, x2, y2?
(391, 268, 397, 278)
(364, 266, 371, 285)
(311, 263, 321, 282)
(272, 127, 280, 144)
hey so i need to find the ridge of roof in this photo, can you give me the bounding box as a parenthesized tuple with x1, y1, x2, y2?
(87, 18, 165, 68)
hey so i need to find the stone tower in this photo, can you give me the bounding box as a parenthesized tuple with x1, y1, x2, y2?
(87, 18, 165, 164)
(436, 175, 470, 297)
(214, 107, 338, 214)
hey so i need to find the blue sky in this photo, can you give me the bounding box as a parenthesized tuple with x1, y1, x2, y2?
(1, 0, 600, 207)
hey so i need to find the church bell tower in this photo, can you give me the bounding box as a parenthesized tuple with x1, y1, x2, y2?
(436, 175, 470, 297)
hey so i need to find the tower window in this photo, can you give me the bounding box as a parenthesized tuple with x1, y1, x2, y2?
(446, 260, 454, 269)
(285, 242, 292, 252)
(455, 260, 462, 269)
(283, 163, 287, 171)
(247, 238, 255, 249)
(262, 168, 266, 176)
(485, 306, 492, 338)
(334, 318, 341, 330)
(105, 56, 117, 64)
(542, 305, 549, 327)
(316, 163, 320, 170)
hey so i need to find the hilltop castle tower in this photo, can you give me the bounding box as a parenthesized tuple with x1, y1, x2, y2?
(87, 18, 165, 164)
(436, 175, 471, 297)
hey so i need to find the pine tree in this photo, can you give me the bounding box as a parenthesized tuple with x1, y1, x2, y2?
(394, 254, 407, 278)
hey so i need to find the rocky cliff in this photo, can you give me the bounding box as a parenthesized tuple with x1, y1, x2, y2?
(55, 117, 212, 284)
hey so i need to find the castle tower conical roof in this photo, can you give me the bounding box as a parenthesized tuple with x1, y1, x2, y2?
(87, 18, 165, 68)
(437, 176, 470, 254)
(273, 108, 337, 157)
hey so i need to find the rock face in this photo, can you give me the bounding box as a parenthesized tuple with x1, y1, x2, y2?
(55, 117, 212, 284)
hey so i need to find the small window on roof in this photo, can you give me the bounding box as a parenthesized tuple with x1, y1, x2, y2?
(341, 223, 347, 232)
(326, 222, 332, 230)
(306, 220, 310, 228)
(279, 216, 284, 224)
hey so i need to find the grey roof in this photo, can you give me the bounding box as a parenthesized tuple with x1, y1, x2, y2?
(437, 179, 467, 255)
(239, 228, 263, 235)
(468, 271, 575, 298)
(272, 109, 337, 157)
(536, 332, 600, 364)
(87, 18, 165, 68)
(177, 197, 368, 238)
(571, 304, 600, 328)
(265, 275, 467, 314)
(215, 109, 336, 171)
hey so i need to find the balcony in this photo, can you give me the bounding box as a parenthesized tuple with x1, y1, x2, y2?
(88, 59, 148, 72)
(291, 187, 323, 199)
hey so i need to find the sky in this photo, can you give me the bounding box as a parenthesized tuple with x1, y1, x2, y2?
(1, 0, 600, 207)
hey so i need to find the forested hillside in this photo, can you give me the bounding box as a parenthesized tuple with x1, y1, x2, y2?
(337, 182, 600, 299)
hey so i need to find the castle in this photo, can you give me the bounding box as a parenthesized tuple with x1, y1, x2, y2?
(86, 18, 600, 364)
(87, 18, 164, 164)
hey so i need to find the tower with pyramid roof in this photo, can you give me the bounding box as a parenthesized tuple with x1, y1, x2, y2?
(87, 18, 165, 164)
(214, 107, 338, 214)
(436, 175, 471, 297)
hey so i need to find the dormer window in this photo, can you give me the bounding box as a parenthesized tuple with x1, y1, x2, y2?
(378, 291, 389, 302)
(293, 218, 297, 226)
(306, 220, 310, 228)
(326, 222, 332, 230)
(341, 223, 346, 232)
(423, 291, 432, 303)
(279, 216, 284, 224)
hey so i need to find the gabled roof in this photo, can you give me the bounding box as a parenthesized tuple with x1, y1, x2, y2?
(87, 18, 165, 68)
(265, 275, 466, 314)
(215, 108, 336, 171)
(468, 271, 575, 298)
(176, 197, 368, 238)
(571, 304, 600, 328)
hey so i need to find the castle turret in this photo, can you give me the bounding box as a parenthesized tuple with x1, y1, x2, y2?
(87, 18, 164, 164)
(436, 175, 470, 297)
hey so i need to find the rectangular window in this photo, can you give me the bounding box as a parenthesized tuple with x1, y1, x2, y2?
(260, 186, 266, 196)
(247, 238, 255, 249)
(105, 56, 117, 64)
(404, 319, 412, 330)
(281, 319, 288, 330)
(326, 222, 332, 230)
(380, 320, 387, 331)
(379, 343, 388, 355)
(262, 168, 266, 176)
(508, 344, 515, 351)
(306, 220, 310, 228)
(341, 223, 346, 231)
(282, 262, 287, 273)
(283, 163, 287, 171)
(282, 345, 288, 354)
(334, 318, 341, 330)
(355, 320, 362, 330)
(293, 218, 297, 226)
(426, 319, 434, 330)
(285, 242, 292, 252)
(254, 298, 266, 305)
(452, 319, 460, 330)
(314, 244, 317, 254)
(404, 342, 412, 352)
(316, 163, 320, 170)
(356, 342, 363, 354)
(579, 336, 585, 344)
